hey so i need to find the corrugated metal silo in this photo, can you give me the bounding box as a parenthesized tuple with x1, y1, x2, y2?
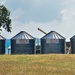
(0, 35, 5, 54)
(70, 35, 75, 54)
(41, 31, 66, 54)
(11, 31, 35, 54)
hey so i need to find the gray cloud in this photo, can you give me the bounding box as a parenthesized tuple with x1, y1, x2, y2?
(5, 0, 64, 22)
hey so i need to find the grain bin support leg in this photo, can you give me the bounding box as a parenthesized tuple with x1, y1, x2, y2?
(34, 45, 36, 54)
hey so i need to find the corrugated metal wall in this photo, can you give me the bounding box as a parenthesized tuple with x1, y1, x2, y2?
(70, 39, 75, 54)
(0, 40, 5, 54)
(11, 39, 35, 54)
(41, 39, 65, 54)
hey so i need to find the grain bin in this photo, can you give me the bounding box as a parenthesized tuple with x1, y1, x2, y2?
(0, 35, 5, 54)
(41, 31, 66, 54)
(11, 31, 35, 54)
(70, 35, 75, 54)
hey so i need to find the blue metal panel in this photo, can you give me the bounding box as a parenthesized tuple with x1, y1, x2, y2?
(70, 39, 75, 54)
(41, 39, 65, 54)
(0, 40, 5, 54)
(11, 39, 35, 54)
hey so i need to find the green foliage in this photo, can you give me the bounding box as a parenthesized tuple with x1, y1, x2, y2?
(0, 5, 11, 32)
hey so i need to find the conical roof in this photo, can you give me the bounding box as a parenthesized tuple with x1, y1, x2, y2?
(41, 31, 65, 39)
(70, 35, 75, 39)
(0, 35, 5, 40)
(11, 31, 35, 39)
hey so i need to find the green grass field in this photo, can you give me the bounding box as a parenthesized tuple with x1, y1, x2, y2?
(0, 54, 75, 75)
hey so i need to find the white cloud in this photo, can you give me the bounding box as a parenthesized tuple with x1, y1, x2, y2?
(0, 0, 7, 5)
(11, 8, 25, 20)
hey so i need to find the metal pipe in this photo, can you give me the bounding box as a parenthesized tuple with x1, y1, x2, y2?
(38, 28, 47, 34)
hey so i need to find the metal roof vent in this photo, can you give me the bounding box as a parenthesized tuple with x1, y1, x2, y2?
(11, 31, 34, 39)
(42, 31, 65, 39)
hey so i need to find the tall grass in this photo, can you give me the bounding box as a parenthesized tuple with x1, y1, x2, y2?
(0, 54, 75, 75)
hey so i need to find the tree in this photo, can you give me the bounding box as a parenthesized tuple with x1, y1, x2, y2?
(0, 5, 11, 32)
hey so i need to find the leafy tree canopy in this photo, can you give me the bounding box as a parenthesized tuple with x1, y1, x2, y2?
(0, 5, 11, 32)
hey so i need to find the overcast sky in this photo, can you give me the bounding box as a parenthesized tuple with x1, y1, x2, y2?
(0, 0, 75, 41)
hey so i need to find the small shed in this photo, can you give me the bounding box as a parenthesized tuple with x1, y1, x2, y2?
(11, 31, 35, 54)
(41, 31, 66, 54)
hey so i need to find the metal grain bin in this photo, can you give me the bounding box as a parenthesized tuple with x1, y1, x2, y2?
(41, 31, 66, 54)
(70, 35, 75, 54)
(11, 31, 35, 54)
(0, 35, 5, 54)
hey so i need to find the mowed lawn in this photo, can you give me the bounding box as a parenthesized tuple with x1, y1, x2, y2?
(0, 54, 75, 75)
